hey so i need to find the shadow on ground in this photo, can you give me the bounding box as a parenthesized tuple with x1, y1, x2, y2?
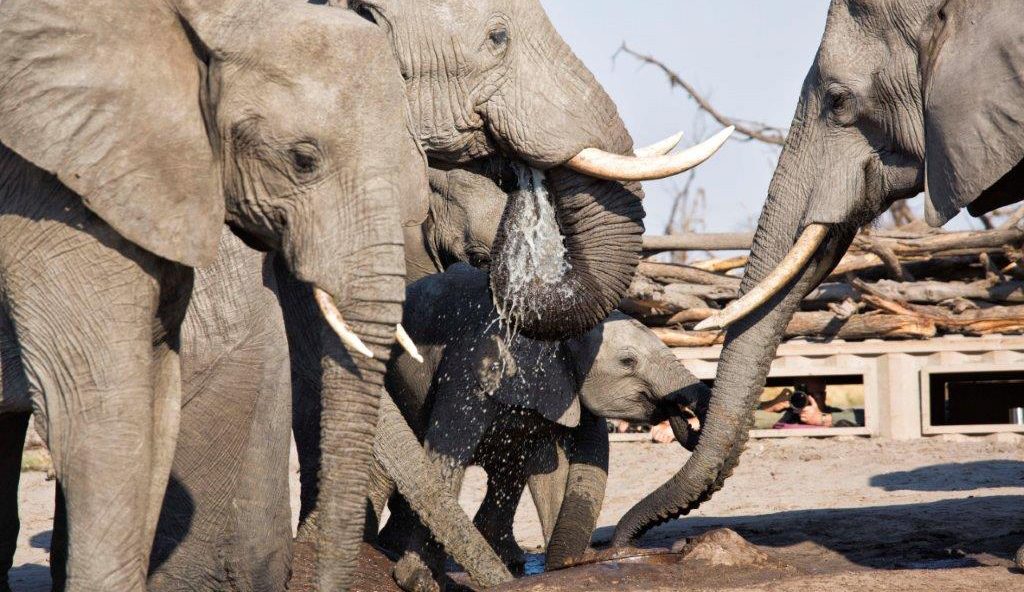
(869, 460, 1024, 492)
(27, 532, 49, 551)
(599, 494, 1024, 572)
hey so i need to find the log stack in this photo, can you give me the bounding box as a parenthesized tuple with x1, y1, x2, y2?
(628, 224, 1024, 347)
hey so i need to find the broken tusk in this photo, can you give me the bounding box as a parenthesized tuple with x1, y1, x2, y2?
(694, 224, 829, 332)
(635, 131, 685, 158)
(395, 324, 424, 364)
(314, 288, 375, 359)
(566, 126, 734, 182)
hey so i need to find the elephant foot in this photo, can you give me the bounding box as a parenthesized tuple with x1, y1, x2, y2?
(394, 552, 441, 592)
(1015, 542, 1024, 571)
(493, 539, 525, 575)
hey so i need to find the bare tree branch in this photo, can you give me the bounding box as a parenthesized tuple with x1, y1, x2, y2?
(616, 43, 787, 146)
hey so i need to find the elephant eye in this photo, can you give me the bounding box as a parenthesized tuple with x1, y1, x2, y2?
(352, 1, 378, 25)
(619, 355, 638, 371)
(486, 25, 510, 55)
(288, 143, 323, 181)
(489, 28, 508, 47)
(824, 86, 858, 127)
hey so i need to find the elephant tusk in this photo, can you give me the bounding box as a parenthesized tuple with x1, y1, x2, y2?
(566, 126, 734, 182)
(395, 324, 424, 364)
(694, 224, 829, 332)
(634, 131, 685, 158)
(314, 288, 375, 359)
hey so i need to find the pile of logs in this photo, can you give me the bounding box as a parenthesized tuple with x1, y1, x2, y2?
(626, 224, 1024, 347)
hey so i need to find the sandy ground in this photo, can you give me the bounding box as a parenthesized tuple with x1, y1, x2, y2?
(10, 434, 1024, 591)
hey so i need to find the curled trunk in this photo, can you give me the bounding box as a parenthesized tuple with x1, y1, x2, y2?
(490, 169, 644, 340)
(486, 23, 645, 341)
(611, 156, 855, 546)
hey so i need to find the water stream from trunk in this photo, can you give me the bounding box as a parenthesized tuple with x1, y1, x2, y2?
(492, 164, 573, 337)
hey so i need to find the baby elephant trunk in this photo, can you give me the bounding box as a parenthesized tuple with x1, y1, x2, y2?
(656, 372, 712, 453)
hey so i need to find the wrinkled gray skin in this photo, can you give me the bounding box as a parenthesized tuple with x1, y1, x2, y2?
(297, 1, 651, 582)
(343, 0, 646, 341)
(0, 1, 425, 590)
(614, 0, 1024, 562)
(374, 264, 706, 589)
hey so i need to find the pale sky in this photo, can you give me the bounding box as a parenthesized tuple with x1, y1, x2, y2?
(540, 1, 977, 234)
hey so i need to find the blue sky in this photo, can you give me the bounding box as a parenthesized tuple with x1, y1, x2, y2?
(540, 1, 978, 234)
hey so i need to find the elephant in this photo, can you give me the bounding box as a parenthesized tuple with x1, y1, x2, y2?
(372, 263, 707, 589)
(609, 0, 1024, 567)
(341, 0, 732, 340)
(291, 1, 731, 567)
(0, 1, 429, 589)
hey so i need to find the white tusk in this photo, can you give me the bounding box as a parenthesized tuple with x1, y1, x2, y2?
(395, 324, 424, 364)
(634, 131, 685, 158)
(314, 288, 375, 359)
(694, 224, 829, 332)
(566, 126, 734, 182)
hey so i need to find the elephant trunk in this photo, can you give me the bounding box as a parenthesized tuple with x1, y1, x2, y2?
(610, 143, 855, 546)
(374, 395, 514, 588)
(280, 180, 409, 589)
(544, 410, 609, 570)
(489, 169, 644, 341)
(652, 356, 712, 453)
(316, 299, 399, 590)
(486, 19, 645, 341)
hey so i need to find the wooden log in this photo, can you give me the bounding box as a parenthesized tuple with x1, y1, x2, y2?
(867, 279, 1024, 304)
(831, 252, 884, 277)
(663, 282, 738, 301)
(638, 262, 741, 287)
(785, 311, 936, 340)
(627, 277, 710, 311)
(902, 303, 1024, 335)
(655, 311, 936, 347)
(848, 280, 1024, 336)
(848, 228, 1024, 259)
(690, 256, 748, 273)
(664, 308, 717, 326)
(832, 255, 988, 283)
(642, 233, 755, 254)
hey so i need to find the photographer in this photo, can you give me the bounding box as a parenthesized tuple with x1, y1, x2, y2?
(753, 378, 863, 429)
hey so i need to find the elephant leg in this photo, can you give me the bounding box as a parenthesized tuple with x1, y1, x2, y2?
(545, 410, 608, 569)
(150, 238, 292, 592)
(0, 412, 29, 592)
(0, 196, 190, 591)
(527, 436, 570, 544)
(51, 481, 67, 591)
(474, 468, 527, 573)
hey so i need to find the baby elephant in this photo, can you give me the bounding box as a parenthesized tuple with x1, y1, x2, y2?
(378, 263, 708, 590)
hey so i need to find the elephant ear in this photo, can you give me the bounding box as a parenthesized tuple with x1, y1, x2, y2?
(481, 336, 581, 428)
(922, 0, 1024, 227)
(0, 0, 222, 267)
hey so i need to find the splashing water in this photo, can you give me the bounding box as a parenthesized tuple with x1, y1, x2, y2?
(493, 164, 573, 335)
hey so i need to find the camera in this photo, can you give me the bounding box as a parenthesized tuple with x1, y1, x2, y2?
(789, 385, 810, 411)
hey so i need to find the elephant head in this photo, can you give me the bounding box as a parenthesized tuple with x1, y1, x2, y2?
(567, 312, 708, 447)
(404, 160, 516, 281)
(343, 0, 730, 340)
(613, 0, 1024, 546)
(0, 0, 428, 587)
